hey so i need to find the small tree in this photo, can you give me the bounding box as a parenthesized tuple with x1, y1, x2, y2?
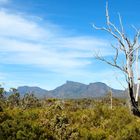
(93, 3, 140, 116)
(0, 85, 5, 100)
(8, 88, 20, 108)
(21, 93, 40, 109)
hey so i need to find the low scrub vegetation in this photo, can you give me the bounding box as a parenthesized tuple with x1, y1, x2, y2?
(0, 90, 140, 140)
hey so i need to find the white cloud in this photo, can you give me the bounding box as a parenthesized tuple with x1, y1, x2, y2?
(0, 10, 52, 40)
(0, 10, 114, 75)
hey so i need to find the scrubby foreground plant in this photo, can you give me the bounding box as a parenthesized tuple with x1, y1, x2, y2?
(0, 96, 140, 140)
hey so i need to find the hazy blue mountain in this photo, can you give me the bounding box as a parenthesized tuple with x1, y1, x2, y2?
(48, 81, 88, 98)
(48, 81, 125, 98)
(15, 81, 125, 98)
(17, 86, 48, 98)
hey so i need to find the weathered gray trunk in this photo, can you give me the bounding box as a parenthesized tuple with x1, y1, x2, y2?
(126, 49, 140, 116)
(128, 82, 140, 117)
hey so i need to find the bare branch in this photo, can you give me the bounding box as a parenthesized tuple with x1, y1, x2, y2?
(105, 3, 131, 47)
(93, 3, 129, 57)
(111, 44, 118, 64)
(105, 2, 121, 36)
(106, 1, 111, 30)
(132, 25, 140, 47)
(93, 24, 125, 48)
(128, 45, 140, 57)
(107, 4, 133, 52)
(132, 25, 138, 32)
(118, 13, 124, 35)
(110, 18, 131, 47)
(115, 75, 127, 90)
(94, 53, 127, 73)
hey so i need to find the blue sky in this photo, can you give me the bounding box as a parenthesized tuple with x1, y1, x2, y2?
(0, 0, 140, 90)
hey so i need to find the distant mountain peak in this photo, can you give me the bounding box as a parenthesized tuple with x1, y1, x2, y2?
(89, 82, 107, 86)
(14, 81, 125, 99)
(66, 81, 85, 85)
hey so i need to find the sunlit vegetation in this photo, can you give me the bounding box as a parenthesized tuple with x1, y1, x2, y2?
(0, 88, 140, 140)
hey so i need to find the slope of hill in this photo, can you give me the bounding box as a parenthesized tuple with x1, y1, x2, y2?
(17, 86, 48, 98)
(48, 81, 125, 98)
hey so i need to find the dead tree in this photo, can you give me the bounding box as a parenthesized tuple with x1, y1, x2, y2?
(93, 2, 140, 117)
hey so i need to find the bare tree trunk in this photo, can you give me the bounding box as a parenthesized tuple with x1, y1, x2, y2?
(110, 91, 112, 110)
(135, 49, 139, 104)
(128, 82, 140, 116)
(127, 48, 140, 116)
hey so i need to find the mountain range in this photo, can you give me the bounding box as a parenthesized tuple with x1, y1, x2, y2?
(16, 81, 126, 99)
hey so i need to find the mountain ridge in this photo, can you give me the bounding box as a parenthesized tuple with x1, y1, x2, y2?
(16, 81, 126, 98)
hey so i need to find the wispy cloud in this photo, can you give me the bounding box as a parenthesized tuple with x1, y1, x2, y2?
(0, 10, 113, 73)
(0, 9, 119, 90)
(0, 10, 49, 40)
